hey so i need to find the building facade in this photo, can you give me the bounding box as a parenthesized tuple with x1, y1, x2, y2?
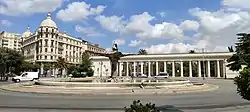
(0, 31, 22, 51)
(20, 13, 106, 75)
(91, 52, 239, 79)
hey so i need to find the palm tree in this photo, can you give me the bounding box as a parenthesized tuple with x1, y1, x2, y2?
(138, 49, 147, 55)
(55, 57, 67, 75)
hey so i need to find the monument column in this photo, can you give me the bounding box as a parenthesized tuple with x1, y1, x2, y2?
(180, 61, 184, 77)
(40, 63, 44, 77)
(172, 61, 175, 77)
(148, 61, 151, 77)
(156, 61, 159, 75)
(189, 61, 192, 77)
(198, 61, 202, 77)
(207, 60, 211, 77)
(126, 62, 129, 76)
(217, 60, 221, 78)
(164, 61, 167, 72)
(133, 62, 136, 77)
(141, 62, 144, 75)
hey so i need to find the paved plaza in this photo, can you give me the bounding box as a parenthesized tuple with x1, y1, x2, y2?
(0, 78, 249, 112)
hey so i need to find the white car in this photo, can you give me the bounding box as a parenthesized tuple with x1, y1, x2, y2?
(154, 72, 169, 78)
(12, 72, 39, 83)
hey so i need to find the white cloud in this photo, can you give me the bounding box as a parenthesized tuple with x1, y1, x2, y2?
(95, 15, 125, 33)
(157, 12, 166, 17)
(0, 0, 63, 16)
(180, 20, 200, 31)
(0, 20, 12, 26)
(114, 39, 125, 45)
(129, 40, 146, 47)
(189, 8, 243, 32)
(96, 12, 184, 39)
(222, 0, 250, 9)
(57, 1, 106, 21)
(75, 25, 105, 37)
(189, 7, 250, 48)
(145, 40, 227, 54)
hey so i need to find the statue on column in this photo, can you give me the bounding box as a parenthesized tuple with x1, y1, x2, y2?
(95, 42, 135, 78)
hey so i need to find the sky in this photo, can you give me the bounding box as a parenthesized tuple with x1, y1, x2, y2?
(1, 0, 250, 54)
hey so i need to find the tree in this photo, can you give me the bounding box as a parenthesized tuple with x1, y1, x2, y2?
(227, 33, 250, 71)
(227, 33, 250, 101)
(78, 53, 94, 77)
(55, 57, 67, 75)
(0, 48, 23, 80)
(124, 100, 159, 112)
(228, 46, 234, 52)
(234, 68, 250, 100)
(138, 49, 147, 55)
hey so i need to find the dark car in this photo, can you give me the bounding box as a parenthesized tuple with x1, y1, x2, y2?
(154, 72, 169, 78)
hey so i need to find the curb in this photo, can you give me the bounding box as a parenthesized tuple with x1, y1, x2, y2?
(0, 83, 219, 96)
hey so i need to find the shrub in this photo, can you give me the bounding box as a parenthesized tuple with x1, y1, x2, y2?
(124, 100, 159, 112)
(234, 68, 250, 100)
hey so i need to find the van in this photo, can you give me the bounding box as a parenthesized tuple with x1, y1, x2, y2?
(12, 72, 39, 83)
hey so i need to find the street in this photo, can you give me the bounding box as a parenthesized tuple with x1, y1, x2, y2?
(0, 79, 249, 112)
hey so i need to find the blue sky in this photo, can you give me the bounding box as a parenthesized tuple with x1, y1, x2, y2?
(0, 0, 250, 53)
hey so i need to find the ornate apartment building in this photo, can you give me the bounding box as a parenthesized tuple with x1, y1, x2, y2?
(0, 31, 22, 51)
(19, 13, 106, 75)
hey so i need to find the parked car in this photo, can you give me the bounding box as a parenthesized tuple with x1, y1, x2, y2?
(154, 72, 169, 78)
(137, 73, 148, 78)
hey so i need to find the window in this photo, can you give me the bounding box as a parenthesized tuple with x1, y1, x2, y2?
(51, 56, 53, 60)
(52, 29, 54, 33)
(46, 28, 48, 32)
(46, 34, 48, 38)
(51, 48, 53, 53)
(45, 56, 47, 59)
(45, 39, 48, 46)
(45, 48, 47, 52)
(51, 40, 54, 47)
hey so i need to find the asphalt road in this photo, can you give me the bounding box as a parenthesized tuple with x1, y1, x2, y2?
(0, 78, 249, 112)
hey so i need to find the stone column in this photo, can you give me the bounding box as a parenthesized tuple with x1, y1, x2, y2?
(198, 61, 202, 77)
(180, 61, 184, 77)
(119, 62, 122, 76)
(207, 61, 211, 77)
(156, 61, 159, 75)
(40, 63, 44, 76)
(148, 61, 151, 77)
(172, 61, 175, 77)
(141, 62, 144, 75)
(189, 61, 192, 77)
(126, 62, 129, 76)
(133, 62, 136, 77)
(217, 60, 221, 78)
(164, 61, 167, 72)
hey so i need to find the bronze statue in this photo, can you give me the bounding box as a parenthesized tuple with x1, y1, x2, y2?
(95, 42, 135, 78)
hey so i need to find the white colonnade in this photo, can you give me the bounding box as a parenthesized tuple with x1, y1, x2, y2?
(92, 52, 235, 78)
